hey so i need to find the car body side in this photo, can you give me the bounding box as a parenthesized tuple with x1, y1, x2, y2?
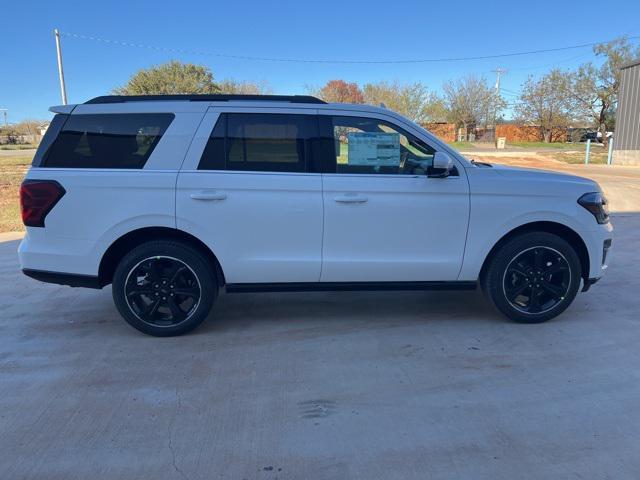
(18, 100, 611, 288)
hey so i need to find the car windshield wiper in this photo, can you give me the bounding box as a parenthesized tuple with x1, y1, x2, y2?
(471, 159, 493, 168)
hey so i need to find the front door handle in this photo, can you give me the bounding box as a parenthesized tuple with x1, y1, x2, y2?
(190, 191, 227, 201)
(334, 194, 368, 204)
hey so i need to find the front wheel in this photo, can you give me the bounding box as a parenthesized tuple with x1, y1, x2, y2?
(112, 240, 217, 336)
(482, 232, 582, 323)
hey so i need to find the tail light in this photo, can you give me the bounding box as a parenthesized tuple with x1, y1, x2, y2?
(20, 180, 66, 227)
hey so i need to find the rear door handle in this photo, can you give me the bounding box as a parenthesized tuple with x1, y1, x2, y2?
(334, 194, 368, 204)
(190, 191, 227, 201)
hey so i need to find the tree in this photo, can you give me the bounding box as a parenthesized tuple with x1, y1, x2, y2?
(6, 119, 47, 136)
(217, 79, 272, 95)
(515, 70, 574, 142)
(317, 80, 364, 103)
(114, 60, 220, 95)
(570, 37, 640, 147)
(442, 75, 503, 135)
(362, 80, 444, 123)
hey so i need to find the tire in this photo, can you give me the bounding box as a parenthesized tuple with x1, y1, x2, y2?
(112, 240, 217, 336)
(482, 232, 582, 324)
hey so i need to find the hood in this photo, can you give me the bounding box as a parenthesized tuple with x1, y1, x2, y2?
(488, 163, 598, 189)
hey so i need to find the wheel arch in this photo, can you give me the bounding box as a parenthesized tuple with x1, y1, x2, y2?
(479, 221, 590, 284)
(98, 227, 225, 287)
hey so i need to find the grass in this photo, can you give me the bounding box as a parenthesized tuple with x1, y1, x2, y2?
(550, 151, 609, 164)
(507, 141, 584, 150)
(0, 144, 38, 150)
(447, 141, 598, 151)
(447, 141, 476, 150)
(0, 155, 32, 232)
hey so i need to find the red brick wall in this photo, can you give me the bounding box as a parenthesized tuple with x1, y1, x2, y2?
(423, 122, 456, 142)
(496, 125, 567, 142)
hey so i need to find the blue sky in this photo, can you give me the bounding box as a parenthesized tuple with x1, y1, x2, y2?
(2, 0, 640, 122)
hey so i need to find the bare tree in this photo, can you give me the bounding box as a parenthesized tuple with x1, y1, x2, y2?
(443, 75, 503, 136)
(570, 37, 640, 147)
(516, 70, 574, 142)
(362, 80, 445, 123)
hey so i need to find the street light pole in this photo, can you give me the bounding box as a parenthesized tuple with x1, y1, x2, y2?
(54, 29, 68, 105)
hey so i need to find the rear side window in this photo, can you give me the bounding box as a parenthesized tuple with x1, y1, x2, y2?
(32, 113, 68, 167)
(198, 113, 317, 172)
(42, 113, 174, 168)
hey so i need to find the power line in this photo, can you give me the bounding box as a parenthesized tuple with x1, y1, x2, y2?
(506, 53, 591, 71)
(59, 31, 640, 65)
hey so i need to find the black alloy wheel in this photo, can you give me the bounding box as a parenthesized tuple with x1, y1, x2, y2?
(502, 246, 571, 314)
(125, 256, 201, 327)
(112, 240, 217, 336)
(482, 232, 581, 324)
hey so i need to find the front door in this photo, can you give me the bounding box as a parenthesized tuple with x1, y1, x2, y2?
(319, 113, 470, 282)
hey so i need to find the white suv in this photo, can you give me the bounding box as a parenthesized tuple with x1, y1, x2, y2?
(18, 94, 613, 336)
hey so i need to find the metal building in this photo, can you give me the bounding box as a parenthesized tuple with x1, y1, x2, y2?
(614, 59, 640, 165)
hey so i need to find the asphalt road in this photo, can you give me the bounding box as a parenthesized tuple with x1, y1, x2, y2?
(1, 214, 639, 479)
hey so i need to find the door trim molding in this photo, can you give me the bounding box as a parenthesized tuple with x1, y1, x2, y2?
(225, 281, 476, 293)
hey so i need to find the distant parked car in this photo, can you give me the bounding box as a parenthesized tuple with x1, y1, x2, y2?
(580, 131, 613, 143)
(19, 94, 613, 336)
(581, 131, 601, 143)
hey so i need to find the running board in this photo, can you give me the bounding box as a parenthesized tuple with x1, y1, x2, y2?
(225, 281, 477, 294)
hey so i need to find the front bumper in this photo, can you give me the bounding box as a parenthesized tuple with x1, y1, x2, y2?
(582, 277, 600, 292)
(583, 221, 613, 282)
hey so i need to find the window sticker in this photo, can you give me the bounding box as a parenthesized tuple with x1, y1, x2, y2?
(347, 132, 400, 166)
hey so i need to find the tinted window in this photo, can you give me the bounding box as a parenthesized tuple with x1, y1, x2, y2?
(43, 113, 174, 168)
(32, 113, 68, 167)
(330, 116, 435, 175)
(198, 113, 317, 172)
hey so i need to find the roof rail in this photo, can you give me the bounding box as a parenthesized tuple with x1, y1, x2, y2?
(85, 94, 326, 104)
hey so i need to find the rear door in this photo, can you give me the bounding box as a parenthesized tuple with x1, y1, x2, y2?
(176, 107, 323, 284)
(319, 112, 470, 282)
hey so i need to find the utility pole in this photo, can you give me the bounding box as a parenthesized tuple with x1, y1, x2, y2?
(54, 29, 68, 105)
(0, 109, 7, 128)
(491, 68, 507, 141)
(492, 68, 507, 97)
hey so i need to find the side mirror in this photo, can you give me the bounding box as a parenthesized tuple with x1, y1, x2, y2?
(429, 151, 454, 178)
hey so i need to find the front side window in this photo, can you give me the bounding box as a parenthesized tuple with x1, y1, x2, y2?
(331, 116, 435, 175)
(43, 113, 174, 168)
(198, 113, 316, 172)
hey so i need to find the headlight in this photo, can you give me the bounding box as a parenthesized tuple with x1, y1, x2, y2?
(578, 192, 609, 224)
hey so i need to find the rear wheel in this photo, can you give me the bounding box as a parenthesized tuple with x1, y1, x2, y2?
(482, 232, 582, 323)
(112, 240, 217, 336)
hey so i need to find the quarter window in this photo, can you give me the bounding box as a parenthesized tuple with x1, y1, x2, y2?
(198, 113, 317, 172)
(43, 113, 174, 168)
(331, 116, 435, 175)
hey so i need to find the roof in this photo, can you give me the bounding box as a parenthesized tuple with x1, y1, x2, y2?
(621, 58, 640, 70)
(85, 94, 326, 105)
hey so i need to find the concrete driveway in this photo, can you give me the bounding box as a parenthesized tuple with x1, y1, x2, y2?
(1, 215, 639, 479)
